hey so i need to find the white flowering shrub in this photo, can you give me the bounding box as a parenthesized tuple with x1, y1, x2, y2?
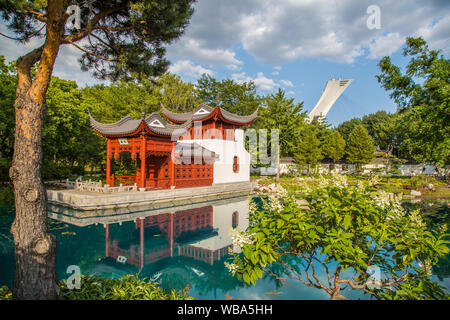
(227, 173, 450, 300)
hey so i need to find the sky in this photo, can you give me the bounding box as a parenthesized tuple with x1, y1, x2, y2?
(1, 0, 449, 127)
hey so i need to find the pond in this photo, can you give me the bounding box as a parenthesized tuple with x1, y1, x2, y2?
(0, 196, 448, 299)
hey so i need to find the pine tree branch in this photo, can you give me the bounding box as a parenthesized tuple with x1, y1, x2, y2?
(64, 39, 117, 62)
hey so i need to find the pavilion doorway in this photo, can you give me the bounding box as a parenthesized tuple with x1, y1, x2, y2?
(111, 151, 137, 186)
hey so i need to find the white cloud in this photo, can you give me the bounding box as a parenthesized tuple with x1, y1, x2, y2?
(367, 32, 404, 59)
(232, 71, 278, 91)
(168, 38, 243, 70)
(414, 15, 450, 55)
(231, 71, 296, 91)
(279, 79, 294, 87)
(168, 60, 214, 78)
(2, 0, 448, 87)
(167, 0, 450, 66)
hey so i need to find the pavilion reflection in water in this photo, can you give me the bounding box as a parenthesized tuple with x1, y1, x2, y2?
(84, 197, 249, 291)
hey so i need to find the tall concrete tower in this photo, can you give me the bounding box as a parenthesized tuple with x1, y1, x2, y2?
(307, 78, 354, 122)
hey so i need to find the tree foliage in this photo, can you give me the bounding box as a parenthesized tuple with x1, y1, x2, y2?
(258, 89, 306, 157)
(346, 125, 375, 171)
(294, 126, 323, 174)
(361, 111, 396, 151)
(1, 0, 196, 299)
(323, 130, 346, 164)
(196, 74, 261, 116)
(227, 174, 450, 300)
(377, 37, 450, 166)
(0, 57, 16, 180)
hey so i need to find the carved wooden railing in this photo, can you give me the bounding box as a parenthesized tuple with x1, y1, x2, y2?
(113, 175, 136, 187)
(58, 179, 138, 193)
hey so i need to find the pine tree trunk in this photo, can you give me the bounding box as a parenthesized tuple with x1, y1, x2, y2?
(10, 94, 59, 300)
(9, 0, 64, 299)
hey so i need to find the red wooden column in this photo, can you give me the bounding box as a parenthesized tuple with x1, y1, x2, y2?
(169, 213, 174, 257)
(106, 139, 111, 186)
(169, 142, 175, 188)
(140, 133, 147, 189)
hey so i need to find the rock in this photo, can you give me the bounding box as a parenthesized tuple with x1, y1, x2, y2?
(426, 183, 435, 191)
(296, 199, 310, 210)
(410, 190, 422, 197)
(296, 199, 309, 206)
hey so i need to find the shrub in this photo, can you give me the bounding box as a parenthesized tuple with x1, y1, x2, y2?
(0, 186, 14, 202)
(59, 275, 194, 300)
(1, 275, 194, 300)
(228, 173, 450, 300)
(0, 286, 12, 300)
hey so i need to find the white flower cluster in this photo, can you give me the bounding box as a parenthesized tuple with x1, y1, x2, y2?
(229, 227, 255, 248)
(262, 194, 284, 213)
(332, 172, 348, 189)
(373, 190, 391, 210)
(224, 262, 239, 274)
(276, 184, 289, 199)
(408, 209, 426, 228)
(267, 195, 284, 212)
(317, 176, 329, 189)
(418, 260, 432, 276)
(356, 181, 365, 192)
(368, 175, 381, 186)
(248, 200, 258, 215)
(316, 172, 348, 190)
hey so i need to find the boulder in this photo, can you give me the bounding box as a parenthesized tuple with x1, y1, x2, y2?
(410, 190, 422, 197)
(296, 199, 310, 210)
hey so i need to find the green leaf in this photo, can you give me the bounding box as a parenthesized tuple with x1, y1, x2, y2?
(343, 214, 352, 229)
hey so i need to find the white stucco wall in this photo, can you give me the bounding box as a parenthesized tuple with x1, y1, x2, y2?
(179, 129, 251, 184)
(190, 199, 249, 251)
(251, 163, 448, 176)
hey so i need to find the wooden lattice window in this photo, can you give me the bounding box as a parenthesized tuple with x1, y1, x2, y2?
(233, 156, 239, 173)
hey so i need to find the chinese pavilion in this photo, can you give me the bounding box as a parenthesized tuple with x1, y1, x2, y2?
(89, 104, 257, 190)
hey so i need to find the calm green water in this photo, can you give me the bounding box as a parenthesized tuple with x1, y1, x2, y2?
(0, 197, 448, 299)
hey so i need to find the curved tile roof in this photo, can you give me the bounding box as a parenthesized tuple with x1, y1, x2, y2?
(161, 104, 258, 125)
(89, 111, 192, 137)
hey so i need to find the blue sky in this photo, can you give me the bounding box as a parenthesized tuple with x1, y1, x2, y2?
(1, 0, 449, 127)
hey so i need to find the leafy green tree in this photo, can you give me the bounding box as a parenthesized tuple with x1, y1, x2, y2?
(361, 111, 397, 151)
(294, 127, 323, 175)
(81, 81, 158, 122)
(259, 89, 307, 181)
(43, 77, 104, 178)
(227, 175, 450, 300)
(1, 0, 195, 299)
(336, 117, 363, 143)
(154, 73, 200, 112)
(377, 37, 450, 166)
(323, 130, 346, 165)
(0, 57, 16, 180)
(346, 125, 375, 173)
(196, 74, 261, 116)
